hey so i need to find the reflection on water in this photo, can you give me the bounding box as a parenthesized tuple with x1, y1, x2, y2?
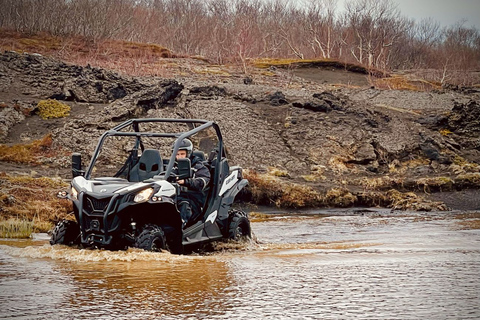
(1, 210, 479, 319)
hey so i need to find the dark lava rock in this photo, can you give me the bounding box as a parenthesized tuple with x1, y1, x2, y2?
(312, 91, 346, 111)
(292, 101, 331, 112)
(267, 91, 288, 106)
(190, 85, 227, 97)
(447, 100, 480, 136)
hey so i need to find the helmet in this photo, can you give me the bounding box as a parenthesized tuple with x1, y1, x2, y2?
(176, 138, 193, 157)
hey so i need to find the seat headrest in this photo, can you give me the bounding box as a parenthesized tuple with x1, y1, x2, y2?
(192, 150, 205, 161)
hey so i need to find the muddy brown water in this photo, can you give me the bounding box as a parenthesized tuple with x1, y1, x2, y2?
(1, 209, 479, 320)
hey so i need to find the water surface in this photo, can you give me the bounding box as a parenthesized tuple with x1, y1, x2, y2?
(1, 209, 479, 319)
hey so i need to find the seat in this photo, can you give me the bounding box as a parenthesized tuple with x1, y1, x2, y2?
(129, 149, 162, 182)
(192, 150, 205, 161)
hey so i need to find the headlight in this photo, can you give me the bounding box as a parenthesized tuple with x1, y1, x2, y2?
(71, 186, 79, 200)
(134, 188, 154, 203)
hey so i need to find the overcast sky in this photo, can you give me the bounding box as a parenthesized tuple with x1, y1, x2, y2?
(334, 0, 480, 29)
(394, 0, 480, 28)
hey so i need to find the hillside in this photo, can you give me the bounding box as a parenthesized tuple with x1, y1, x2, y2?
(0, 47, 479, 218)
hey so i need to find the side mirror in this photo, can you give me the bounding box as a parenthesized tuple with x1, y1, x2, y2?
(177, 158, 192, 180)
(72, 153, 85, 178)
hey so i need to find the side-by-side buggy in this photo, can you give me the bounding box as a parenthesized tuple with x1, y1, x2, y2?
(50, 118, 251, 253)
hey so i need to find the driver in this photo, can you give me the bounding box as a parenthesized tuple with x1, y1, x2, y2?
(174, 139, 210, 227)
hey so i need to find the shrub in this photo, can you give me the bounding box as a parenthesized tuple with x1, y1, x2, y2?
(37, 99, 70, 119)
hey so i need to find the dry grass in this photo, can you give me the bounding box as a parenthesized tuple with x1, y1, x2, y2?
(358, 189, 448, 211)
(328, 155, 353, 174)
(0, 173, 72, 238)
(267, 166, 289, 177)
(0, 134, 60, 164)
(449, 155, 480, 175)
(0, 218, 53, 238)
(386, 189, 448, 211)
(324, 188, 357, 207)
(356, 176, 400, 190)
(302, 165, 327, 182)
(415, 177, 455, 192)
(372, 75, 441, 91)
(244, 169, 322, 208)
(455, 172, 480, 186)
(244, 169, 449, 211)
(439, 128, 453, 136)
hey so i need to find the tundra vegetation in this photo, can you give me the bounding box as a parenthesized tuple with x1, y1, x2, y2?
(0, 0, 479, 238)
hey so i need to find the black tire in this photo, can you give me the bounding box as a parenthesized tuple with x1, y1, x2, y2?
(135, 224, 167, 252)
(50, 220, 80, 246)
(228, 210, 252, 240)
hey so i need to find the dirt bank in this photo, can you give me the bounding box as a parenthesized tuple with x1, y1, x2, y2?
(0, 51, 479, 212)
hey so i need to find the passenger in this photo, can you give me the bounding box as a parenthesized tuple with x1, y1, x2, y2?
(174, 139, 210, 227)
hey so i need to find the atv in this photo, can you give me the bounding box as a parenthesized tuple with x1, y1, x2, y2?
(50, 118, 251, 254)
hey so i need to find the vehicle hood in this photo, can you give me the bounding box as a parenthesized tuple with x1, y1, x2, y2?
(73, 176, 145, 194)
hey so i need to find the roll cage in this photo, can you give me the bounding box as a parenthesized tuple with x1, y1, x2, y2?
(83, 118, 226, 181)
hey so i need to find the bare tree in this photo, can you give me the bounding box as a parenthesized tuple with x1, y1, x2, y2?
(343, 0, 408, 70)
(303, 0, 338, 59)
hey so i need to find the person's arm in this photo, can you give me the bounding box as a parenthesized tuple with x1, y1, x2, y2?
(183, 164, 210, 191)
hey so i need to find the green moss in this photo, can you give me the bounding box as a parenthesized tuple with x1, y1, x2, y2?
(37, 99, 70, 119)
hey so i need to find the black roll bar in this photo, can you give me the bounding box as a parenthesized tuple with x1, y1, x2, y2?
(84, 118, 223, 180)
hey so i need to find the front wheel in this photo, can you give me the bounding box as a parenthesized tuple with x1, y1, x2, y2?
(228, 210, 252, 240)
(50, 220, 80, 246)
(135, 224, 167, 252)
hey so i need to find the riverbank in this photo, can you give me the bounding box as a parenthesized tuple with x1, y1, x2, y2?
(0, 42, 479, 236)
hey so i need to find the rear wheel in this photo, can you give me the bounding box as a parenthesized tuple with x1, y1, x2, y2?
(50, 220, 80, 246)
(135, 224, 167, 252)
(228, 210, 251, 240)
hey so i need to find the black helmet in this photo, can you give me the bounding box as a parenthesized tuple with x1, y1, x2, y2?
(175, 138, 193, 157)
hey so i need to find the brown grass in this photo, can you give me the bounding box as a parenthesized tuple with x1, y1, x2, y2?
(0, 134, 63, 164)
(372, 75, 441, 91)
(0, 218, 53, 238)
(415, 177, 455, 193)
(244, 169, 322, 208)
(0, 172, 72, 223)
(244, 169, 449, 211)
(358, 189, 448, 211)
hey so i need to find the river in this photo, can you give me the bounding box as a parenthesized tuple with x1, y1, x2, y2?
(1, 209, 479, 319)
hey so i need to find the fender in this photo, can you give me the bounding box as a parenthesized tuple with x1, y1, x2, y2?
(223, 178, 248, 201)
(217, 179, 248, 220)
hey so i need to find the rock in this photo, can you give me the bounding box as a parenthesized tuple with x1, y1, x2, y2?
(243, 77, 253, 85)
(267, 91, 288, 106)
(292, 101, 331, 112)
(447, 100, 480, 136)
(189, 85, 227, 97)
(352, 142, 376, 164)
(312, 91, 346, 111)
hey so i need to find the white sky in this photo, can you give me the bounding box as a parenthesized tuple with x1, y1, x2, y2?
(394, 0, 480, 29)
(334, 0, 480, 29)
